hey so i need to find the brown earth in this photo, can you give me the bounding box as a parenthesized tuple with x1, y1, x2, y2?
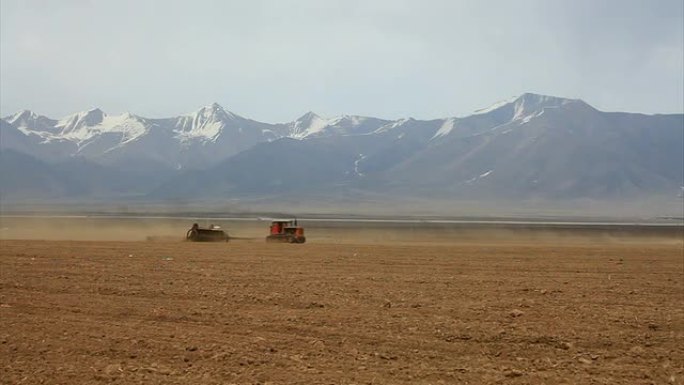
(0, 221, 682, 384)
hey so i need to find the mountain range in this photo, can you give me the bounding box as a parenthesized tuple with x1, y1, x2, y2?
(1, 93, 682, 212)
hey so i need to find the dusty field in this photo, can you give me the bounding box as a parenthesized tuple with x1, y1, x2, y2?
(0, 220, 682, 384)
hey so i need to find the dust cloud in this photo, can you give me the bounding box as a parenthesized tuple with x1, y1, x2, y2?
(0, 216, 681, 246)
(0, 217, 264, 242)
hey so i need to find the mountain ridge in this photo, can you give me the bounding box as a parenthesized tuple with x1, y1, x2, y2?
(2, 93, 682, 209)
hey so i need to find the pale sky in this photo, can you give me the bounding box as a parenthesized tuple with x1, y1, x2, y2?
(1, 0, 682, 122)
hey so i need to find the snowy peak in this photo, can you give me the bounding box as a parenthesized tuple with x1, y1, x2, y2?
(325, 115, 374, 130)
(427, 93, 594, 141)
(187, 103, 240, 123)
(374, 117, 414, 134)
(288, 113, 391, 139)
(4, 110, 59, 135)
(193, 103, 236, 120)
(473, 93, 589, 124)
(513, 93, 584, 114)
(173, 103, 240, 142)
(296, 111, 321, 122)
(57, 108, 107, 134)
(6, 109, 37, 125)
(190, 103, 239, 124)
(52, 109, 148, 144)
(289, 111, 329, 139)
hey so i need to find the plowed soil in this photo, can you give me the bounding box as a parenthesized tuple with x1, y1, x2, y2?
(1, 222, 682, 384)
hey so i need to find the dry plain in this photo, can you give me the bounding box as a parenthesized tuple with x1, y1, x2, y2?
(0, 217, 682, 384)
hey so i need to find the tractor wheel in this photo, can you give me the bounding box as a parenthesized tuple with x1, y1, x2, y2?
(186, 229, 198, 241)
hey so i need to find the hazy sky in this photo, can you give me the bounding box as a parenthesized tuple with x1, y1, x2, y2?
(1, 0, 682, 122)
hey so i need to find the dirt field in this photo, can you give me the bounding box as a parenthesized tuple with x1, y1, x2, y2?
(1, 219, 682, 384)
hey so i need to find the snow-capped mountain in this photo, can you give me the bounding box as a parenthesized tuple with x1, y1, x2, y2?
(153, 93, 684, 202)
(7, 108, 147, 144)
(6, 110, 60, 136)
(0, 103, 397, 169)
(2, 103, 288, 169)
(288, 112, 390, 139)
(2, 93, 683, 207)
(379, 94, 683, 199)
(173, 103, 237, 142)
(289, 112, 331, 139)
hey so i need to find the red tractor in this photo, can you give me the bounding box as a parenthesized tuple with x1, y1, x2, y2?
(266, 219, 306, 243)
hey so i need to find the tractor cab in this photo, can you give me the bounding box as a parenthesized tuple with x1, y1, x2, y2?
(266, 219, 306, 243)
